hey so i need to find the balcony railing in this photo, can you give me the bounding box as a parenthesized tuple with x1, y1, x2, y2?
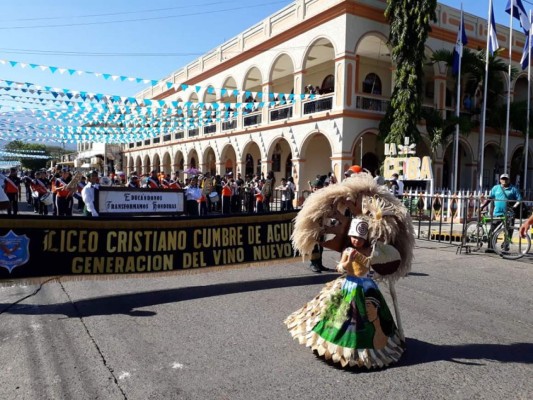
(303, 94, 333, 115)
(355, 94, 389, 112)
(243, 111, 262, 127)
(270, 104, 293, 121)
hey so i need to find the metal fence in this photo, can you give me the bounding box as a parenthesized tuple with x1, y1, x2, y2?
(399, 190, 531, 247)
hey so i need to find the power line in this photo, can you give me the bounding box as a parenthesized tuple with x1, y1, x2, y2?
(0, 1, 231, 22)
(0, 1, 289, 30)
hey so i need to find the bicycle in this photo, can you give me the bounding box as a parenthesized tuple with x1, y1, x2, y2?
(464, 209, 531, 259)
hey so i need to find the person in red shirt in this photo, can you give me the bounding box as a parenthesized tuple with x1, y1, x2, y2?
(30, 170, 51, 215)
(221, 179, 233, 214)
(144, 170, 161, 189)
(55, 168, 74, 216)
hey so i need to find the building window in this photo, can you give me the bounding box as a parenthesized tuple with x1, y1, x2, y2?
(321, 74, 335, 94)
(362, 73, 382, 95)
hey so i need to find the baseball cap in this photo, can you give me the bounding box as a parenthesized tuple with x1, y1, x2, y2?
(500, 174, 509, 179)
(349, 165, 363, 174)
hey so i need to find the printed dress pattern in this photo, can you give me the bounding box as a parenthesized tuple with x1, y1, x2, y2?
(285, 255, 405, 368)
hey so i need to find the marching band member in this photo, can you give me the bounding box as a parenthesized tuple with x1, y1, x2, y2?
(81, 170, 100, 217)
(30, 170, 50, 215)
(221, 179, 232, 214)
(184, 176, 201, 216)
(54, 168, 74, 216)
(127, 175, 140, 188)
(4, 167, 21, 216)
(144, 170, 162, 189)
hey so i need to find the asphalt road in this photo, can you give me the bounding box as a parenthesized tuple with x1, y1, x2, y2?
(0, 240, 532, 400)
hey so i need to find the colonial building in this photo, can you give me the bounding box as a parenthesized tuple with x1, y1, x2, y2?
(123, 0, 531, 193)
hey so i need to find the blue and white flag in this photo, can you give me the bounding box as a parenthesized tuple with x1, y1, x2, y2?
(452, 12, 468, 75)
(488, 3, 500, 55)
(505, 0, 531, 33)
(520, 35, 531, 69)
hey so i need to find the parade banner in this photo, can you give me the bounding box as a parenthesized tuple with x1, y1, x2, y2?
(97, 188, 185, 216)
(0, 212, 297, 285)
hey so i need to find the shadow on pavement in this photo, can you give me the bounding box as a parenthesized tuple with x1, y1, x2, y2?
(1, 273, 338, 318)
(401, 338, 533, 366)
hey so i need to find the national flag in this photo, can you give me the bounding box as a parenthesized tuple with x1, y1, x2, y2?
(488, 3, 500, 55)
(452, 12, 468, 75)
(505, 0, 531, 33)
(521, 32, 533, 69)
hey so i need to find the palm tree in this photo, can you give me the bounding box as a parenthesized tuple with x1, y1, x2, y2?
(424, 48, 515, 151)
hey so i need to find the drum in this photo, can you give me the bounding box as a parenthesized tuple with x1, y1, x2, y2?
(99, 176, 112, 186)
(40, 192, 53, 206)
(209, 192, 220, 203)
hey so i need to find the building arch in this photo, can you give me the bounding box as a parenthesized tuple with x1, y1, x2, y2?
(514, 75, 529, 102)
(354, 32, 392, 101)
(442, 137, 475, 191)
(220, 144, 237, 176)
(482, 142, 504, 189)
(173, 150, 185, 177)
(241, 66, 263, 100)
(127, 155, 134, 174)
(268, 53, 296, 95)
(510, 143, 532, 187)
(221, 76, 239, 103)
(203, 147, 217, 176)
(299, 131, 333, 187)
(152, 153, 161, 172)
(352, 130, 382, 175)
(241, 140, 262, 178)
(143, 154, 151, 175)
(301, 37, 336, 93)
(162, 152, 172, 174)
(187, 150, 199, 169)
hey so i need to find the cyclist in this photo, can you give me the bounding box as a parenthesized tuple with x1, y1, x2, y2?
(480, 173, 522, 253)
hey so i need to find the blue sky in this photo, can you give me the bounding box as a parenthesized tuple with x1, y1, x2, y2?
(0, 0, 293, 99)
(0, 0, 529, 112)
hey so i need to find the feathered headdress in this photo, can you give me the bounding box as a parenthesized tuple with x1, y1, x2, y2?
(292, 173, 414, 281)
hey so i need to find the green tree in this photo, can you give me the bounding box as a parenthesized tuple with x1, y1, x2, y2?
(380, 0, 437, 144)
(2, 140, 50, 171)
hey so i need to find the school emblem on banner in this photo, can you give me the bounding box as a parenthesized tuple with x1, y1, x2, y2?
(0, 230, 30, 273)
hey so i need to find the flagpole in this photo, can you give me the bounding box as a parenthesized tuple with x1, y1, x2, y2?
(525, 10, 531, 193)
(479, 0, 494, 192)
(453, 5, 464, 193)
(504, 0, 515, 175)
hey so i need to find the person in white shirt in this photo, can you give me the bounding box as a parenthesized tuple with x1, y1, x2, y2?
(81, 170, 100, 217)
(184, 176, 202, 216)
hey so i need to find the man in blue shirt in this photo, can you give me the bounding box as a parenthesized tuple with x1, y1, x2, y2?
(482, 174, 522, 252)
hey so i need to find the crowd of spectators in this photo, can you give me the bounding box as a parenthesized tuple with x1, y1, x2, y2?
(0, 165, 305, 217)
